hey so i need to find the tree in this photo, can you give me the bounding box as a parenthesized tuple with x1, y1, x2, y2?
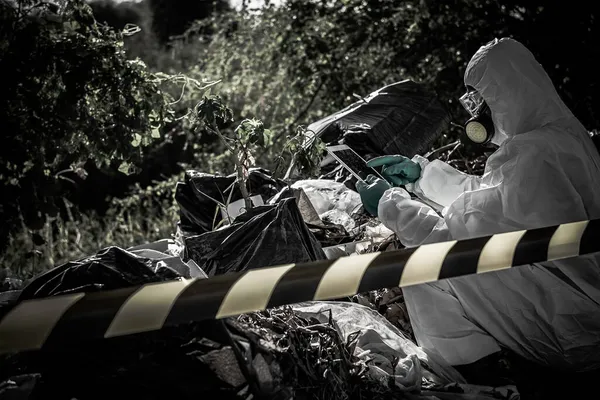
(0, 0, 176, 249)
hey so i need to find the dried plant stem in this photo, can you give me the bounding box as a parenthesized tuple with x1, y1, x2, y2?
(208, 126, 253, 211)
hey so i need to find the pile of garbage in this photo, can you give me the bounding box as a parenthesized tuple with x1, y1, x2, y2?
(0, 160, 524, 400)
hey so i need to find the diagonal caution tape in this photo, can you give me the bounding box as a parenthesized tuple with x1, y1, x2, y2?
(0, 219, 598, 355)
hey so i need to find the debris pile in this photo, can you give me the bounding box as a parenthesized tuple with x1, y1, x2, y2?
(0, 127, 526, 399)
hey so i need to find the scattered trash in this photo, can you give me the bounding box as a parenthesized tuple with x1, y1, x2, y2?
(268, 187, 322, 226)
(267, 184, 358, 249)
(322, 240, 371, 259)
(128, 248, 208, 279)
(183, 198, 326, 277)
(0, 156, 531, 400)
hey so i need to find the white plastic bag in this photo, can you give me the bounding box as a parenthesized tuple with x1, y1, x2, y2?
(291, 179, 362, 215)
(320, 209, 356, 232)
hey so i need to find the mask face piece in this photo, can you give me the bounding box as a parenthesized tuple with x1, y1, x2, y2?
(459, 88, 485, 117)
(460, 88, 495, 145)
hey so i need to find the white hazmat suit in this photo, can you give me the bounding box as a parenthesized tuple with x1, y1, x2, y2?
(378, 38, 600, 371)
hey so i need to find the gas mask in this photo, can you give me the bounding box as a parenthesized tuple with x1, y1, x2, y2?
(459, 88, 495, 145)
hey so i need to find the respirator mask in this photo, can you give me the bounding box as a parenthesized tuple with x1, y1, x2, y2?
(459, 88, 495, 145)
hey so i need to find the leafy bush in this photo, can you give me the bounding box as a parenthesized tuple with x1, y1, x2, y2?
(0, 0, 177, 248)
(3, 0, 598, 277)
(0, 174, 181, 280)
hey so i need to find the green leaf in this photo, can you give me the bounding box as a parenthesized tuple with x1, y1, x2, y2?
(118, 161, 131, 175)
(151, 127, 161, 138)
(131, 133, 142, 147)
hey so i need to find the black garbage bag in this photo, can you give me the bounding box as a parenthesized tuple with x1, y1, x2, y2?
(17, 247, 182, 301)
(306, 80, 451, 158)
(175, 168, 287, 235)
(267, 186, 356, 248)
(184, 198, 326, 277)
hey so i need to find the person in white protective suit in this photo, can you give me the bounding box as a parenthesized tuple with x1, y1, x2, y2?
(357, 38, 600, 380)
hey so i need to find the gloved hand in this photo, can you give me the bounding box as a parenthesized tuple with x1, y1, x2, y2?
(355, 174, 391, 216)
(367, 155, 421, 186)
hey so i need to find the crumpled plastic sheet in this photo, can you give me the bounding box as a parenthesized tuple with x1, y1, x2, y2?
(291, 302, 520, 400)
(364, 223, 395, 243)
(128, 248, 207, 279)
(17, 246, 197, 301)
(319, 209, 356, 232)
(291, 179, 362, 216)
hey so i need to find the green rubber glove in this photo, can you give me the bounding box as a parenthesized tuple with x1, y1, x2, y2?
(355, 174, 392, 216)
(367, 155, 421, 186)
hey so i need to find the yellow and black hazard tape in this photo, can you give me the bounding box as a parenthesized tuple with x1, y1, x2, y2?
(1, 219, 599, 355)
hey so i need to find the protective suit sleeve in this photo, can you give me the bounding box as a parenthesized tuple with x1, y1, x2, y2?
(444, 138, 588, 239)
(378, 188, 452, 247)
(406, 155, 482, 208)
(380, 137, 586, 247)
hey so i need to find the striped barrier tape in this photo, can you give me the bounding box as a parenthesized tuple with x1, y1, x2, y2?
(1, 219, 599, 355)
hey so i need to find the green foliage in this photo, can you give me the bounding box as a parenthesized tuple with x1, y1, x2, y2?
(1, 174, 181, 280)
(3, 0, 599, 278)
(192, 93, 275, 207)
(147, 0, 230, 43)
(235, 118, 272, 148)
(277, 126, 326, 178)
(192, 95, 274, 174)
(0, 0, 178, 246)
(194, 95, 234, 129)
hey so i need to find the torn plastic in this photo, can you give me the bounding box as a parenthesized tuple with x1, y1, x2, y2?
(17, 246, 199, 301)
(322, 240, 371, 259)
(183, 198, 326, 277)
(267, 186, 322, 225)
(175, 168, 287, 235)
